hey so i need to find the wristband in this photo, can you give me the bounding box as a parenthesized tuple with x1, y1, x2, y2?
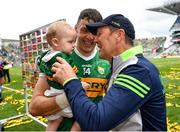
(55, 92, 69, 109)
(63, 77, 78, 86)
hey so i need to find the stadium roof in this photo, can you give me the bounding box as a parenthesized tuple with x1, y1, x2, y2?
(170, 16, 180, 31)
(147, 1, 180, 15)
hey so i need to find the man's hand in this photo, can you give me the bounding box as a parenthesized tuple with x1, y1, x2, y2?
(52, 57, 77, 85)
(81, 82, 90, 90)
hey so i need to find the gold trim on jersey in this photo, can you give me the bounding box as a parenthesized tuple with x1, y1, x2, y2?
(81, 78, 108, 98)
(46, 75, 54, 81)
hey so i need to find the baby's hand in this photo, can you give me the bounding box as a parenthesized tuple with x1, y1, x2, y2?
(81, 82, 90, 90)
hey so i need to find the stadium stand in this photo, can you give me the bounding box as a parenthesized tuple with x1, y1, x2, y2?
(0, 39, 21, 66)
(147, 0, 180, 58)
(134, 37, 166, 58)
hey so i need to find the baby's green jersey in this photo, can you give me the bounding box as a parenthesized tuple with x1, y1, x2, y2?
(37, 50, 73, 90)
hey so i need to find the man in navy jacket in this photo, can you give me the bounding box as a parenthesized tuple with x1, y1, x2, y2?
(52, 14, 167, 131)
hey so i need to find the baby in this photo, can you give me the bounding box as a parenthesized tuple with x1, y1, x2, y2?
(36, 21, 87, 131)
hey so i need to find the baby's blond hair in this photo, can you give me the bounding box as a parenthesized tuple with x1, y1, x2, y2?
(46, 21, 73, 45)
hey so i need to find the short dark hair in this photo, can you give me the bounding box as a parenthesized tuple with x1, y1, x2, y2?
(76, 8, 102, 24)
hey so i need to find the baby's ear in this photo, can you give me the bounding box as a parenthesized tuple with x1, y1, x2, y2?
(51, 38, 59, 47)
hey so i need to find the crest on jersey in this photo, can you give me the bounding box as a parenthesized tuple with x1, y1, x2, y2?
(97, 66, 105, 75)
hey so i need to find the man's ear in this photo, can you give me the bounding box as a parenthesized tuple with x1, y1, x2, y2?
(113, 29, 121, 41)
(116, 29, 125, 41)
(51, 38, 59, 47)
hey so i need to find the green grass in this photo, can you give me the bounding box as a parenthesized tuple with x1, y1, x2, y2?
(3, 66, 24, 89)
(0, 58, 180, 131)
(0, 66, 45, 131)
(149, 58, 180, 124)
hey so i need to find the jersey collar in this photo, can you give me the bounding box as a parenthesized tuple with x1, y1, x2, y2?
(74, 47, 97, 61)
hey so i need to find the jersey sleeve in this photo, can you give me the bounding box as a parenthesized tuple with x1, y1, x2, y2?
(63, 64, 153, 130)
(36, 51, 49, 73)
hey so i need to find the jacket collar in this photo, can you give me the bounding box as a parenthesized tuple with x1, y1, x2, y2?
(112, 45, 143, 71)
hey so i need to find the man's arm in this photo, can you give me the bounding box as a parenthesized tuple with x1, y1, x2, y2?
(52, 58, 153, 130)
(29, 77, 61, 116)
(64, 69, 152, 130)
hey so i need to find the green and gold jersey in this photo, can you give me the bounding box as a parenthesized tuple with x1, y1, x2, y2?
(72, 49, 111, 102)
(37, 50, 74, 90)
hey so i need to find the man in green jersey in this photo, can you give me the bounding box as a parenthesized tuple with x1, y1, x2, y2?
(29, 8, 111, 131)
(58, 9, 111, 131)
(72, 8, 110, 103)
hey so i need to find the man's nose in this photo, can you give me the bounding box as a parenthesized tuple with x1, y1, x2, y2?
(87, 32, 95, 40)
(94, 36, 98, 43)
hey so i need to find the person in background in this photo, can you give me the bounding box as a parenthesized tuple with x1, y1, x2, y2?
(52, 14, 167, 131)
(0, 68, 5, 102)
(0, 58, 5, 102)
(29, 8, 111, 131)
(3, 60, 11, 83)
